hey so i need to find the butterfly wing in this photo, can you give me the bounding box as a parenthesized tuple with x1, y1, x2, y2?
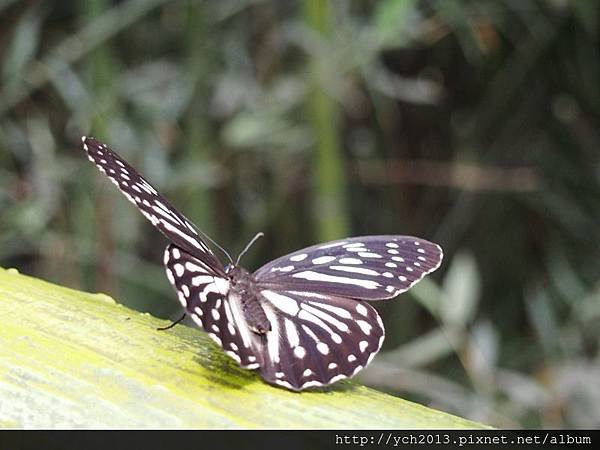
(82, 136, 223, 274)
(251, 235, 442, 390)
(83, 137, 266, 375)
(255, 235, 443, 300)
(163, 244, 263, 369)
(256, 289, 385, 390)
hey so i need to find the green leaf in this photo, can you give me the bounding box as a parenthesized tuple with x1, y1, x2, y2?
(0, 267, 488, 428)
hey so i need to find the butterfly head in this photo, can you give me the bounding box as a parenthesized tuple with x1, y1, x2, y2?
(224, 264, 252, 283)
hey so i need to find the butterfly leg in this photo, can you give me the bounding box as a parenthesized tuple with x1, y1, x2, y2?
(157, 312, 187, 331)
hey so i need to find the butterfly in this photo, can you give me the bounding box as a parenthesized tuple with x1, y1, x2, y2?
(82, 136, 443, 391)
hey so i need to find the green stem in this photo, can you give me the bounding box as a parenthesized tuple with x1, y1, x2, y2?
(303, 0, 350, 241)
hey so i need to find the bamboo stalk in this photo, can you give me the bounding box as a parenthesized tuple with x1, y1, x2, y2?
(303, 0, 350, 241)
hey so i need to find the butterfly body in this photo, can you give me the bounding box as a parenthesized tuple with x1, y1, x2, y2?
(82, 136, 443, 391)
(227, 266, 271, 334)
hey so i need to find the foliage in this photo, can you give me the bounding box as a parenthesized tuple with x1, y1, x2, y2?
(0, 0, 599, 428)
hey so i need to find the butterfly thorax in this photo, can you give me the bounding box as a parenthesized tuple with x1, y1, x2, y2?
(227, 265, 271, 335)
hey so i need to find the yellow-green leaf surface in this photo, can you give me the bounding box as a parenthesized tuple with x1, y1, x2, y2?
(0, 267, 489, 429)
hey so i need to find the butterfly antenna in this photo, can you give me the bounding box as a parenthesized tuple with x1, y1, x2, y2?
(236, 232, 264, 265)
(190, 225, 233, 265)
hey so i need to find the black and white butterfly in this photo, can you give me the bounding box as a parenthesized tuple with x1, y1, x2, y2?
(82, 136, 443, 391)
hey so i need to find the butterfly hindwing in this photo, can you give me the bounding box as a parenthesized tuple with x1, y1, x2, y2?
(257, 289, 384, 390)
(163, 244, 262, 369)
(83, 136, 222, 273)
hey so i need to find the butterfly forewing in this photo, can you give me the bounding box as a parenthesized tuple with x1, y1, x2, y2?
(258, 290, 384, 390)
(163, 244, 262, 369)
(254, 235, 443, 300)
(82, 136, 223, 274)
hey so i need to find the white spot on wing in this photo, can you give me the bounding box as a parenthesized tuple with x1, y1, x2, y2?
(338, 258, 362, 265)
(357, 319, 373, 335)
(284, 319, 300, 348)
(271, 265, 294, 273)
(343, 243, 364, 248)
(301, 303, 349, 332)
(356, 304, 368, 317)
(177, 292, 187, 307)
(162, 221, 202, 250)
(213, 277, 229, 294)
(328, 374, 346, 384)
(208, 333, 222, 346)
(298, 310, 342, 344)
(191, 314, 203, 329)
(358, 252, 381, 258)
(262, 304, 281, 363)
(262, 290, 300, 316)
(173, 264, 184, 277)
(301, 324, 320, 344)
(318, 241, 347, 249)
(291, 271, 380, 289)
(191, 275, 213, 286)
(316, 342, 330, 355)
(290, 253, 308, 262)
(329, 265, 379, 276)
(229, 296, 253, 349)
(166, 268, 175, 285)
(312, 256, 336, 264)
(307, 301, 352, 319)
(294, 346, 306, 359)
(226, 351, 241, 363)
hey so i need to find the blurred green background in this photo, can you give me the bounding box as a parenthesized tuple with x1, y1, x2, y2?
(1, 0, 599, 428)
